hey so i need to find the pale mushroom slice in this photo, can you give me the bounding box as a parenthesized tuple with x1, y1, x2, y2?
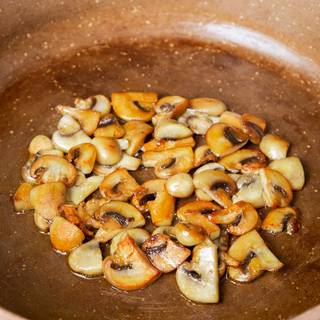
(67, 143, 97, 174)
(165, 173, 194, 198)
(52, 130, 91, 152)
(259, 168, 293, 208)
(232, 173, 265, 208)
(154, 95, 189, 120)
(94, 114, 125, 138)
(28, 135, 53, 154)
(241, 113, 267, 144)
(36, 149, 64, 158)
(110, 229, 151, 255)
(56, 105, 100, 136)
(220, 111, 243, 130)
(142, 147, 194, 179)
(176, 201, 221, 240)
(50, 216, 85, 253)
(269, 157, 305, 190)
(34, 212, 50, 233)
(194, 145, 217, 167)
(57, 114, 81, 136)
(123, 120, 153, 156)
(131, 179, 175, 226)
(193, 162, 225, 175)
(261, 207, 300, 235)
(111, 92, 157, 122)
(13, 182, 34, 212)
(227, 230, 283, 283)
(21, 159, 38, 184)
(154, 119, 192, 140)
(260, 134, 289, 160)
(142, 233, 191, 273)
(30, 155, 78, 187)
(193, 170, 237, 208)
(219, 149, 267, 174)
(176, 239, 219, 303)
(30, 182, 66, 221)
(206, 123, 248, 157)
(174, 223, 205, 246)
(190, 97, 226, 116)
(99, 168, 139, 201)
(209, 201, 259, 236)
(103, 235, 160, 291)
(68, 239, 103, 277)
(75, 95, 111, 115)
(143, 137, 195, 152)
(195, 188, 213, 201)
(67, 175, 104, 205)
(91, 137, 122, 166)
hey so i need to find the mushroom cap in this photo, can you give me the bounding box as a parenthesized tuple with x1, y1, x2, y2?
(67, 143, 97, 174)
(155, 95, 188, 118)
(174, 223, 205, 247)
(154, 119, 192, 140)
(14, 182, 34, 212)
(28, 135, 53, 154)
(165, 173, 194, 198)
(259, 134, 289, 160)
(190, 97, 226, 116)
(91, 137, 122, 166)
(94, 114, 125, 138)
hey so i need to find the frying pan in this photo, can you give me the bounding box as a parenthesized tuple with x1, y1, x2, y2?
(0, 1, 319, 319)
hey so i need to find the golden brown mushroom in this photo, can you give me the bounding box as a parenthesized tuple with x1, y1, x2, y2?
(91, 137, 122, 166)
(67, 143, 97, 174)
(194, 145, 217, 167)
(154, 95, 188, 120)
(190, 97, 226, 116)
(260, 134, 289, 160)
(93, 114, 125, 138)
(143, 137, 195, 152)
(13, 182, 34, 212)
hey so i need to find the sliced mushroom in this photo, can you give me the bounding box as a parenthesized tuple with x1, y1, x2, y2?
(68, 239, 103, 277)
(232, 173, 265, 208)
(142, 147, 194, 179)
(94, 114, 125, 138)
(227, 230, 283, 283)
(91, 137, 122, 165)
(50, 216, 85, 253)
(219, 149, 267, 173)
(155, 95, 188, 119)
(52, 130, 91, 152)
(34, 211, 50, 232)
(28, 135, 53, 154)
(99, 168, 139, 201)
(220, 111, 243, 130)
(75, 95, 111, 115)
(67, 175, 104, 205)
(36, 148, 64, 158)
(67, 143, 97, 174)
(242, 113, 266, 144)
(143, 137, 195, 152)
(30, 182, 66, 220)
(103, 235, 160, 290)
(14, 182, 34, 212)
(131, 179, 175, 226)
(209, 201, 259, 236)
(193, 170, 237, 207)
(206, 123, 248, 157)
(260, 134, 289, 160)
(154, 119, 192, 140)
(30, 155, 77, 187)
(176, 201, 221, 240)
(259, 168, 293, 208)
(269, 157, 305, 190)
(110, 228, 151, 255)
(174, 223, 205, 246)
(57, 114, 81, 136)
(190, 97, 226, 116)
(176, 239, 219, 303)
(152, 226, 177, 238)
(59, 203, 81, 226)
(261, 207, 299, 235)
(194, 145, 217, 167)
(195, 188, 213, 201)
(56, 105, 100, 136)
(111, 92, 157, 122)
(123, 121, 153, 156)
(142, 233, 190, 273)
(165, 173, 194, 198)
(193, 162, 225, 175)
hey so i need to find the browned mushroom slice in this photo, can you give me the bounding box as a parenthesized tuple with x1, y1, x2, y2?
(142, 233, 190, 273)
(143, 137, 195, 152)
(131, 179, 175, 226)
(220, 111, 244, 130)
(241, 113, 267, 144)
(99, 168, 139, 201)
(75, 95, 111, 115)
(259, 168, 293, 208)
(220, 252, 240, 267)
(177, 201, 221, 240)
(30, 155, 77, 187)
(57, 115, 81, 136)
(67, 143, 97, 174)
(193, 170, 237, 207)
(103, 235, 160, 290)
(14, 182, 34, 212)
(260, 134, 289, 160)
(190, 97, 226, 116)
(28, 135, 53, 154)
(152, 226, 177, 238)
(194, 145, 217, 167)
(91, 137, 122, 166)
(227, 230, 283, 283)
(180, 112, 219, 135)
(154, 119, 192, 140)
(56, 105, 100, 136)
(176, 239, 219, 303)
(123, 120, 153, 156)
(30, 182, 66, 221)
(94, 114, 125, 138)
(174, 223, 205, 246)
(219, 149, 267, 174)
(209, 201, 259, 236)
(165, 173, 194, 198)
(261, 207, 299, 235)
(111, 92, 157, 122)
(206, 123, 248, 157)
(269, 157, 305, 190)
(52, 130, 91, 153)
(155, 95, 189, 119)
